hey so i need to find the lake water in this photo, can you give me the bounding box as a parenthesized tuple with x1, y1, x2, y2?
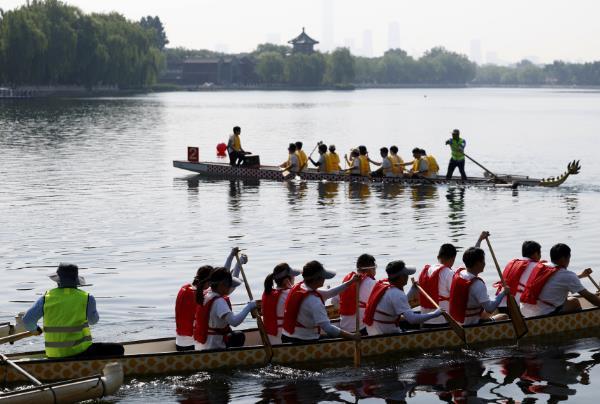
(1, 88, 600, 402)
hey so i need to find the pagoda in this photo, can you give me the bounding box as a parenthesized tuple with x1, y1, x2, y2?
(288, 27, 319, 54)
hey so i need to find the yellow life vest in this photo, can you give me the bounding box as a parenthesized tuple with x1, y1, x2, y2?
(230, 134, 242, 152)
(426, 155, 440, 175)
(323, 153, 334, 173)
(412, 158, 420, 173)
(389, 154, 404, 175)
(296, 150, 308, 171)
(359, 155, 370, 176)
(328, 152, 341, 171)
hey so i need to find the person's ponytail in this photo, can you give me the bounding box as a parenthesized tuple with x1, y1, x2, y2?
(264, 273, 275, 295)
(195, 286, 205, 305)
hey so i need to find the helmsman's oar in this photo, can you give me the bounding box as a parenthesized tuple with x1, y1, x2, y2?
(411, 278, 467, 344)
(463, 153, 500, 181)
(0, 328, 42, 345)
(235, 253, 273, 362)
(354, 278, 361, 368)
(485, 237, 529, 339)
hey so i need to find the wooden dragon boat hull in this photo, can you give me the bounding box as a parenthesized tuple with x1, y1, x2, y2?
(172, 160, 580, 188)
(2, 301, 599, 383)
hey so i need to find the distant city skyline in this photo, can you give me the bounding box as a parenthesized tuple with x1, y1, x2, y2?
(2, 0, 599, 64)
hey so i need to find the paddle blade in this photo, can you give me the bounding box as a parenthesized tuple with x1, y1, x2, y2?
(442, 312, 467, 344)
(506, 294, 528, 339)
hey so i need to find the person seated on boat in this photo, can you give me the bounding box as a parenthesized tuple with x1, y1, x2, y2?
(519, 243, 600, 317)
(357, 145, 371, 177)
(389, 146, 405, 176)
(280, 143, 300, 173)
(227, 126, 249, 166)
(420, 149, 440, 176)
(364, 261, 443, 336)
(448, 245, 509, 326)
(445, 129, 467, 180)
(417, 243, 457, 329)
(408, 148, 430, 178)
(370, 147, 394, 178)
(23, 263, 124, 359)
(493, 241, 542, 315)
(309, 144, 332, 173)
(295, 142, 308, 172)
(328, 144, 342, 172)
(332, 254, 378, 335)
(262, 263, 302, 344)
(175, 248, 247, 351)
(281, 260, 361, 343)
(194, 268, 256, 351)
(344, 148, 361, 176)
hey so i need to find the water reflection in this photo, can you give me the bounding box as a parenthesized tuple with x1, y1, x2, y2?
(410, 185, 438, 210)
(286, 180, 308, 205)
(260, 379, 341, 403)
(348, 181, 371, 201)
(317, 181, 340, 203)
(380, 183, 406, 200)
(446, 187, 466, 242)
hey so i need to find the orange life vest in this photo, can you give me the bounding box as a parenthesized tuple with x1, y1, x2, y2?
(261, 288, 288, 336)
(448, 269, 483, 323)
(175, 283, 196, 337)
(282, 283, 324, 334)
(338, 272, 373, 316)
(363, 279, 397, 326)
(193, 294, 232, 344)
(418, 265, 450, 309)
(520, 263, 561, 306)
(494, 258, 533, 296)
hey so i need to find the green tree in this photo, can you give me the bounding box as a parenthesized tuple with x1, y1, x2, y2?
(284, 52, 325, 86)
(325, 47, 355, 84)
(255, 51, 284, 83)
(140, 15, 168, 50)
(253, 43, 291, 56)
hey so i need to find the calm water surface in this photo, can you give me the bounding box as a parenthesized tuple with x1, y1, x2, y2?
(1, 89, 600, 402)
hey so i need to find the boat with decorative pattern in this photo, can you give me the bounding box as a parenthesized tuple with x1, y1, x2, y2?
(172, 160, 581, 188)
(1, 297, 598, 383)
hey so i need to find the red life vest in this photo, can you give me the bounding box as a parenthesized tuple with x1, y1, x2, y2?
(193, 294, 232, 344)
(338, 272, 372, 316)
(363, 279, 399, 326)
(448, 269, 484, 323)
(282, 283, 324, 334)
(262, 288, 288, 336)
(494, 259, 533, 296)
(520, 263, 561, 306)
(175, 284, 197, 336)
(418, 264, 450, 309)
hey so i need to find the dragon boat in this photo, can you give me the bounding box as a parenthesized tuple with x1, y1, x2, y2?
(1, 297, 598, 383)
(172, 159, 581, 188)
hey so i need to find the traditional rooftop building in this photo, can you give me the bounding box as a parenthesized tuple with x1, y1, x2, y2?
(288, 28, 319, 54)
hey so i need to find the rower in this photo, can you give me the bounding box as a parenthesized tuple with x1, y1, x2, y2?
(448, 243, 509, 326)
(309, 144, 331, 173)
(363, 261, 443, 336)
(281, 260, 360, 343)
(328, 144, 342, 172)
(227, 126, 249, 166)
(357, 145, 371, 177)
(389, 146, 405, 176)
(420, 149, 440, 176)
(344, 149, 361, 176)
(520, 243, 600, 317)
(194, 268, 256, 350)
(409, 148, 429, 178)
(295, 141, 308, 171)
(23, 263, 124, 358)
(445, 129, 467, 180)
(417, 244, 457, 328)
(494, 241, 542, 314)
(261, 263, 301, 344)
(175, 248, 247, 351)
(280, 143, 300, 173)
(369, 147, 393, 178)
(333, 254, 378, 334)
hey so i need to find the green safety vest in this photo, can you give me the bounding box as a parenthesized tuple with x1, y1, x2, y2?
(43, 288, 92, 358)
(450, 138, 466, 161)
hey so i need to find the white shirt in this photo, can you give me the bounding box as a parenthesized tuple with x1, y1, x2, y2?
(459, 271, 494, 326)
(317, 154, 327, 171)
(288, 154, 299, 172)
(499, 258, 537, 307)
(268, 288, 290, 345)
(418, 158, 429, 175)
(366, 286, 412, 336)
(335, 276, 376, 332)
(520, 266, 584, 317)
(350, 158, 360, 174)
(381, 157, 393, 176)
(194, 291, 231, 351)
(282, 284, 332, 340)
(421, 264, 454, 325)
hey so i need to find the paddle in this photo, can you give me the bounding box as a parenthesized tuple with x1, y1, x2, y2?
(354, 279, 361, 368)
(588, 274, 600, 293)
(235, 252, 273, 362)
(484, 237, 529, 339)
(300, 141, 322, 171)
(411, 278, 467, 344)
(463, 153, 500, 181)
(0, 353, 42, 386)
(0, 328, 41, 346)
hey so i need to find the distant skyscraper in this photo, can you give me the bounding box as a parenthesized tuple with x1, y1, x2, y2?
(470, 39, 482, 64)
(387, 21, 401, 50)
(362, 30, 373, 57)
(322, 0, 334, 51)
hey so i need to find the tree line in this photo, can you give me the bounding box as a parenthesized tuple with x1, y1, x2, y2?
(0, 0, 167, 88)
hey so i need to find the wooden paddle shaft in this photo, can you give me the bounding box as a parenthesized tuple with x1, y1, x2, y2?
(588, 274, 600, 292)
(464, 153, 497, 178)
(413, 281, 441, 309)
(0, 329, 41, 345)
(485, 238, 507, 287)
(0, 353, 42, 385)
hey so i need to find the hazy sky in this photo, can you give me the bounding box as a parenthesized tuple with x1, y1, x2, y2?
(3, 0, 599, 64)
